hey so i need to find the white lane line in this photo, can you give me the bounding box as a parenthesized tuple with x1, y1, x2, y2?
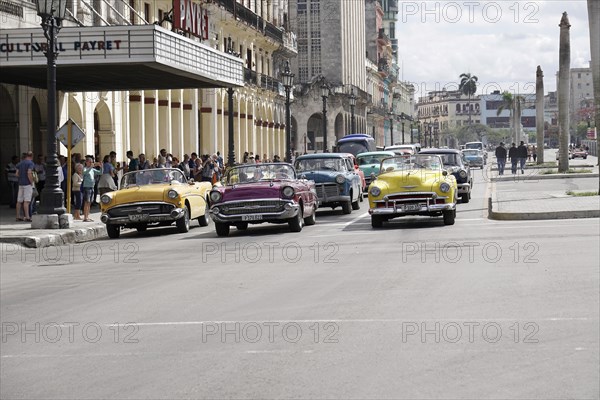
(343, 212, 369, 227)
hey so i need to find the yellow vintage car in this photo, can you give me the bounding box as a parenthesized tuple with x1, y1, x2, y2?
(368, 154, 458, 228)
(100, 168, 212, 238)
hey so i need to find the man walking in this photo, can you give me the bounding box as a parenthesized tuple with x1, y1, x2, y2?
(15, 151, 35, 222)
(517, 141, 528, 174)
(494, 142, 507, 175)
(508, 143, 518, 174)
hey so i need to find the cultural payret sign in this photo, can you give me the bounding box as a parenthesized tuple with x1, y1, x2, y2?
(173, 0, 209, 40)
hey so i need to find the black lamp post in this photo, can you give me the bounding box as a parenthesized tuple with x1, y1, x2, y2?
(36, 0, 67, 216)
(349, 88, 357, 134)
(226, 38, 237, 165)
(409, 118, 414, 143)
(400, 113, 406, 145)
(281, 61, 294, 163)
(321, 82, 329, 152)
(389, 113, 394, 146)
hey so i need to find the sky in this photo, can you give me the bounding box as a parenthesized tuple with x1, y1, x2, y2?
(395, 0, 592, 98)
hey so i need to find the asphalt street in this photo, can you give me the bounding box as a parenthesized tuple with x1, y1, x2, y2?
(1, 168, 599, 399)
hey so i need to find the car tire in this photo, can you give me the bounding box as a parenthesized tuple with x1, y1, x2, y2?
(236, 222, 248, 230)
(106, 224, 120, 239)
(443, 209, 456, 225)
(136, 224, 147, 232)
(342, 200, 352, 214)
(351, 192, 360, 210)
(197, 200, 210, 227)
(176, 207, 190, 233)
(461, 193, 470, 204)
(584, 156, 587, 159)
(304, 206, 316, 226)
(371, 215, 383, 228)
(289, 207, 303, 232)
(215, 222, 230, 237)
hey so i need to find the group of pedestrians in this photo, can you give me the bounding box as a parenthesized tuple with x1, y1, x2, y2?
(494, 141, 530, 175)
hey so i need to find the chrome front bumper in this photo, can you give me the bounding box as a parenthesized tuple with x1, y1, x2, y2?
(210, 202, 299, 223)
(369, 203, 455, 216)
(457, 183, 471, 194)
(101, 207, 184, 225)
(318, 195, 350, 206)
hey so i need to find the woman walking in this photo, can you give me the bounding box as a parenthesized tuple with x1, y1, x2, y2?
(98, 155, 117, 195)
(72, 164, 84, 220)
(82, 157, 102, 222)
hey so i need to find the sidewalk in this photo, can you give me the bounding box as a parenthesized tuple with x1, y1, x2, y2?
(0, 205, 106, 248)
(488, 162, 600, 220)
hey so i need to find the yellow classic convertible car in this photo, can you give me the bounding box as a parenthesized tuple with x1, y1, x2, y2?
(368, 154, 458, 228)
(100, 168, 212, 238)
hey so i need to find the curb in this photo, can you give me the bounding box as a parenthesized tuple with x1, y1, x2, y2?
(491, 173, 599, 182)
(487, 196, 600, 220)
(0, 225, 107, 248)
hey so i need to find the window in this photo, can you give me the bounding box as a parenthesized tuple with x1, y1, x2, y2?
(144, 3, 150, 23)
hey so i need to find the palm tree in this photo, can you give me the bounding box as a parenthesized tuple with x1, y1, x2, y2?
(496, 91, 526, 144)
(459, 73, 478, 125)
(558, 12, 571, 173)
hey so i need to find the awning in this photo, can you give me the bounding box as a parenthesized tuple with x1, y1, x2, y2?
(0, 24, 244, 92)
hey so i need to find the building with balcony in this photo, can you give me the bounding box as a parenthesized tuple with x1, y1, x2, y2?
(0, 0, 296, 204)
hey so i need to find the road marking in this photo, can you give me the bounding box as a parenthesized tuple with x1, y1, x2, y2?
(343, 212, 369, 227)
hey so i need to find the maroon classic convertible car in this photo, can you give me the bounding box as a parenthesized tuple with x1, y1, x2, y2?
(209, 163, 318, 236)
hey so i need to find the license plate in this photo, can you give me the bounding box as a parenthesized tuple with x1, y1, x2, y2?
(242, 214, 263, 221)
(403, 204, 421, 211)
(129, 214, 149, 222)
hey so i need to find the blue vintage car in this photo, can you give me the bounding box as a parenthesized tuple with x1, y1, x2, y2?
(294, 153, 362, 214)
(356, 151, 396, 190)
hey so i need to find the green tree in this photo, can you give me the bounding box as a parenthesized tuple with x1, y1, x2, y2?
(459, 73, 478, 125)
(496, 91, 527, 144)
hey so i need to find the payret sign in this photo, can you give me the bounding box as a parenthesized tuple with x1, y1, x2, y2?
(173, 0, 209, 40)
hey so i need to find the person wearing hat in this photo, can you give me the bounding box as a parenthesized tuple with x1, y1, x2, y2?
(495, 142, 507, 175)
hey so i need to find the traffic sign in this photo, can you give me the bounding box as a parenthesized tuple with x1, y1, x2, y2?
(56, 119, 85, 148)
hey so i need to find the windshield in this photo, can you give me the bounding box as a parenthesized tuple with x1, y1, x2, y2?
(463, 150, 481, 156)
(338, 142, 369, 156)
(295, 158, 347, 172)
(357, 154, 392, 166)
(465, 142, 483, 150)
(425, 153, 459, 166)
(380, 154, 443, 174)
(121, 168, 186, 188)
(225, 163, 296, 184)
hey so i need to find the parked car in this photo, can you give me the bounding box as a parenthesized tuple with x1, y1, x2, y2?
(419, 148, 472, 203)
(208, 163, 317, 237)
(462, 149, 485, 168)
(464, 141, 488, 163)
(356, 151, 396, 191)
(294, 153, 362, 214)
(100, 168, 212, 238)
(555, 149, 573, 160)
(368, 154, 458, 227)
(571, 148, 588, 159)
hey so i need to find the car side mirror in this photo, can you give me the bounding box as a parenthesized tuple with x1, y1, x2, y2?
(188, 178, 195, 184)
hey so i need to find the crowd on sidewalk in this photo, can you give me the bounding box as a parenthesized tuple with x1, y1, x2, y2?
(5, 147, 287, 224)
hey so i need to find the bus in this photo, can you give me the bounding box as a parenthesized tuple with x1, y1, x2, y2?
(336, 134, 377, 156)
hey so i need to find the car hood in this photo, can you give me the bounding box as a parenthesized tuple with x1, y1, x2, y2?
(359, 165, 381, 177)
(375, 170, 448, 192)
(111, 185, 177, 204)
(221, 181, 286, 202)
(464, 154, 483, 160)
(298, 170, 343, 183)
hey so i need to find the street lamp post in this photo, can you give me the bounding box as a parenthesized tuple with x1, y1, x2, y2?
(349, 88, 357, 134)
(389, 113, 394, 146)
(321, 82, 329, 152)
(36, 0, 67, 217)
(400, 113, 405, 145)
(281, 61, 294, 163)
(227, 87, 235, 165)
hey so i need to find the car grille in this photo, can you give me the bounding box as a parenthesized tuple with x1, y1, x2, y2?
(375, 192, 447, 207)
(107, 203, 174, 217)
(315, 183, 340, 200)
(220, 200, 285, 215)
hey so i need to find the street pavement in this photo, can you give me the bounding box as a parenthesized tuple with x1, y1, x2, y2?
(1, 166, 598, 399)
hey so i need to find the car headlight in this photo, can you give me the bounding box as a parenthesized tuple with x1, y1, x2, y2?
(335, 174, 346, 184)
(167, 189, 179, 199)
(458, 170, 467, 178)
(100, 194, 112, 204)
(440, 183, 451, 193)
(209, 190, 222, 203)
(282, 186, 295, 198)
(370, 186, 381, 197)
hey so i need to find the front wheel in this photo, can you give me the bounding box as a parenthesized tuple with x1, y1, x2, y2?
(136, 224, 147, 232)
(351, 192, 361, 210)
(106, 224, 120, 239)
(176, 207, 190, 233)
(236, 222, 248, 230)
(443, 209, 456, 225)
(289, 207, 304, 232)
(341, 200, 352, 214)
(303, 207, 316, 226)
(371, 215, 383, 228)
(461, 193, 470, 204)
(197, 200, 210, 227)
(215, 222, 230, 237)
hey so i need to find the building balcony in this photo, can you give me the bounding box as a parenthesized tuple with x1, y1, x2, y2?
(378, 28, 390, 46)
(213, 0, 283, 44)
